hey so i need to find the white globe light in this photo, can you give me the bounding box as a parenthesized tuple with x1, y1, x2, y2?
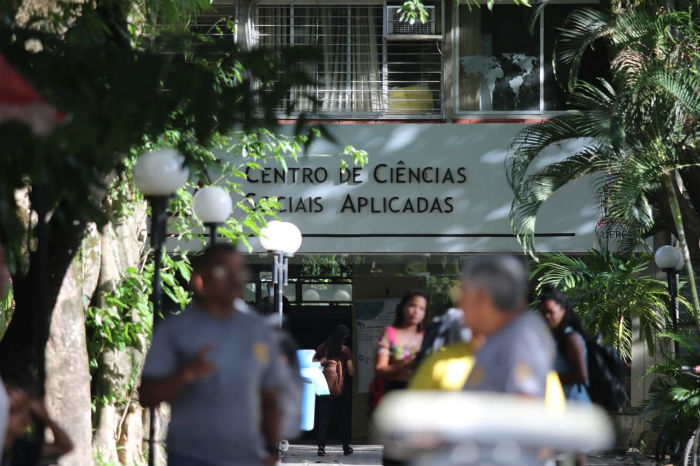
(193, 186, 233, 224)
(260, 221, 303, 254)
(260, 221, 286, 252)
(333, 289, 351, 301)
(655, 245, 682, 270)
(303, 288, 320, 301)
(279, 222, 302, 254)
(133, 148, 189, 196)
(676, 252, 685, 271)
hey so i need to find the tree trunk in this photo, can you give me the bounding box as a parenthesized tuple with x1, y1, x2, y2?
(663, 173, 700, 328)
(45, 223, 101, 466)
(0, 198, 88, 388)
(92, 202, 148, 464)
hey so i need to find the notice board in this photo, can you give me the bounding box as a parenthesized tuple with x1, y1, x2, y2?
(355, 298, 400, 393)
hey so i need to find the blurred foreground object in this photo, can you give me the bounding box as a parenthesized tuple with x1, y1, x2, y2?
(373, 391, 613, 466)
(0, 54, 65, 135)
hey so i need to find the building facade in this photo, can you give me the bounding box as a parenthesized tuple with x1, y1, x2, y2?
(194, 0, 653, 440)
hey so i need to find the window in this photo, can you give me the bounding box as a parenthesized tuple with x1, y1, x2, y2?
(255, 3, 443, 117)
(543, 4, 609, 111)
(457, 5, 540, 113)
(456, 3, 605, 114)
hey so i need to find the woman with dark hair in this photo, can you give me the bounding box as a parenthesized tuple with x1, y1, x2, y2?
(374, 291, 428, 392)
(539, 285, 590, 466)
(314, 325, 354, 457)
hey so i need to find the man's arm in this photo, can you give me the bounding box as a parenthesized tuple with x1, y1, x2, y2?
(261, 390, 280, 466)
(29, 399, 73, 460)
(139, 344, 216, 407)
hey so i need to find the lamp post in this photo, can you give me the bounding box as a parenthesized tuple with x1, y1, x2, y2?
(133, 148, 189, 466)
(193, 186, 233, 246)
(655, 245, 685, 355)
(260, 221, 302, 325)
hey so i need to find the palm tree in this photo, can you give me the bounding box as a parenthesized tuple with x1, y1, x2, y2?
(507, 3, 700, 323)
(532, 250, 672, 360)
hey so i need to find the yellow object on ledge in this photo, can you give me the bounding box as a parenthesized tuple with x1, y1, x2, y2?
(387, 84, 434, 113)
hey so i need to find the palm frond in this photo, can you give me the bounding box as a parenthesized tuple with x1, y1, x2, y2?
(555, 8, 613, 89)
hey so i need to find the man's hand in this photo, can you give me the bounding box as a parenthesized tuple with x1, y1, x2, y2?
(183, 344, 217, 382)
(139, 343, 217, 407)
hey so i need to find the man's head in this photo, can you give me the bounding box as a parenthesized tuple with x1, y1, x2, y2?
(459, 255, 528, 337)
(190, 244, 247, 312)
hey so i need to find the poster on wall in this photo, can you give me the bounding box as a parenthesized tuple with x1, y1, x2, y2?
(355, 298, 399, 393)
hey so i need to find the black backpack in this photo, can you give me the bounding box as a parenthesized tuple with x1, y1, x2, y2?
(585, 339, 628, 411)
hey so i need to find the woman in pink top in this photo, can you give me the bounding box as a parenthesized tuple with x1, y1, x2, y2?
(374, 290, 428, 391)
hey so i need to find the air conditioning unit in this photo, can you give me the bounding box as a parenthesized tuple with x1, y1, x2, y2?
(386, 5, 436, 37)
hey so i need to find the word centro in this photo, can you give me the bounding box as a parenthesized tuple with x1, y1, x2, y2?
(244, 194, 455, 214)
(244, 163, 468, 185)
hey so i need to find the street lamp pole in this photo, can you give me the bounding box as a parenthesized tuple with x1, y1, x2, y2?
(655, 245, 685, 355)
(260, 221, 302, 325)
(133, 149, 189, 466)
(193, 186, 233, 247)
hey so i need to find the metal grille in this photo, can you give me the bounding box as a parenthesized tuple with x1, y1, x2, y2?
(255, 5, 442, 117)
(192, 1, 237, 42)
(386, 5, 436, 35)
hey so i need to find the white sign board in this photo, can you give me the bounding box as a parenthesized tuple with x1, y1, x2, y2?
(227, 123, 601, 253)
(355, 299, 399, 393)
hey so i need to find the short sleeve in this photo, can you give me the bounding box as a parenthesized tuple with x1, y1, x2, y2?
(376, 328, 392, 355)
(142, 320, 180, 378)
(260, 328, 282, 390)
(503, 337, 551, 397)
(342, 346, 353, 362)
(314, 343, 325, 360)
(504, 359, 548, 397)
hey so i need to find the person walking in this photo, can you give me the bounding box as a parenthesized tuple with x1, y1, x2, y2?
(539, 285, 591, 466)
(374, 291, 428, 393)
(314, 325, 354, 457)
(139, 244, 282, 466)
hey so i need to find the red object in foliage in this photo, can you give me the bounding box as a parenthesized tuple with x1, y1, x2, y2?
(0, 54, 65, 135)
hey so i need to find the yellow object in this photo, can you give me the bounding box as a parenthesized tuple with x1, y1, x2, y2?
(387, 85, 434, 113)
(409, 342, 567, 411)
(253, 342, 270, 365)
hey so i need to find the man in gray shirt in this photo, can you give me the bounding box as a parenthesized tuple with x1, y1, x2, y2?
(457, 255, 555, 466)
(139, 245, 281, 466)
(459, 255, 554, 396)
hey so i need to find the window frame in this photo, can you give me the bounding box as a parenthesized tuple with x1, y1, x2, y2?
(254, 0, 447, 120)
(452, 0, 599, 118)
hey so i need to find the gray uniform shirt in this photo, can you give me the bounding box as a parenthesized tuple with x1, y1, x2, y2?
(464, 312, 554, 397)
(142, 303, 280, 465)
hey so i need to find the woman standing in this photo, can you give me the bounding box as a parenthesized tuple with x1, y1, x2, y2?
(374, 291, 428, 392)
(314, 325, 354, 457)
(540, 285, 590, 466)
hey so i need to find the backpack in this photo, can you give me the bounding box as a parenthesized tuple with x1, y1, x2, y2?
(585, 338, 628, 411)
(320, 357, 344, 398)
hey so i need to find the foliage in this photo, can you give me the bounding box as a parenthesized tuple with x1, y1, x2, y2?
(86, 253, 191, 410)
(0, 285, 12, 340)
(398, 0, 530, 26)
(425, 276, 461, 315)
(531, 250, 672, 360)
(507, 2, 700, 321)
(643, 332, 700, 461)
(0, 0, 344, 384)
